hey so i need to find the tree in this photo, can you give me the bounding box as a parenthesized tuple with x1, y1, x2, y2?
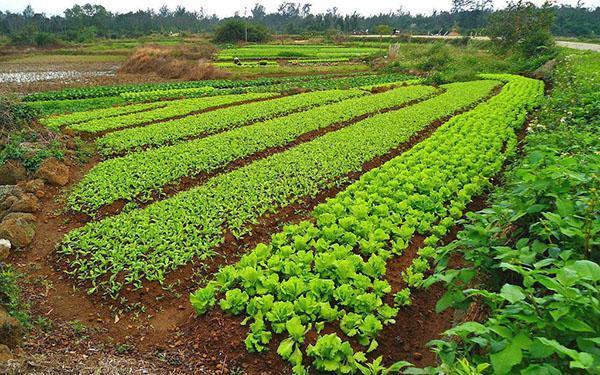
(213, 19, 270, 43)
(251, 3, 266, 20)
(488, 1, 555, 56)
(375, 24, 392, 36)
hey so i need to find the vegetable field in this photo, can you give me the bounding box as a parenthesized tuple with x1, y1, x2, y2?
(6, 51, 597, 374)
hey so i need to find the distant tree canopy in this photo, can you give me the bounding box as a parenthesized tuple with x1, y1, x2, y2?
(213, 19, 270, 43)
(0, 2, 598, 45)
(489, 1, 556, 56)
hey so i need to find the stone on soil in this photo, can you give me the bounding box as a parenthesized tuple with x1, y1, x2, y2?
(0, 161, 27, 186)
(0, 343, 12, 362)
(0, 239, 9, 261)
(37, 158, 70, 186)
(0, 213, 36, 248)
(0, 308, 23, 349)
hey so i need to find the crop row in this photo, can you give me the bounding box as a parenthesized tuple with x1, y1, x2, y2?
(26, 96, 127, 116)
(95, 89, 365, 155)
(40, 101, 168, 129)
(23, 73, 370, 102)
(287, 58, 351, 64)
(68, 85, 439, 212)
(116, 73, 412, 103)
(59, 79, 498, 297)
(189, 74, 544, 374)
(257, 73, 413, 92)
(119, 86, 216, 102)
(68, 92, 276, 134)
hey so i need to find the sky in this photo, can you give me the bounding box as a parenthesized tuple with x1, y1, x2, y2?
(1, 0, 598, 17)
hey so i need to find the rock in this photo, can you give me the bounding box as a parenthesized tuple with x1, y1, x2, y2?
(0, 239, 9, 261)
(37, 158, 70, 186)
(0, 344, 12, 362)
(9, 193, 40, 213)
(22, 179, 44, 194)
(0, 213, 36, 248)
(0, 196, 17, 212)
(0, 161, 27, 185)
(0, 308, 23, 349)
(0, 186, 16, 202)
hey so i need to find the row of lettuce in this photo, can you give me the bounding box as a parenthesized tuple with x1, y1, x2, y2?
(68, 86, 439, 213)
(26, 73, 412, 116)
(36, 73, 415, 131)
(40, 92, 276, 130)
(418, 52, 599, 374)
(187, 74, 544, 374)
(59, 79, 499, 298)
(93, 89, 363, 154)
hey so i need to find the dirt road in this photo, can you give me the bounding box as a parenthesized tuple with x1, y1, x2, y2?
(556, 41, 600, 52)
(352, 34, 600, 52)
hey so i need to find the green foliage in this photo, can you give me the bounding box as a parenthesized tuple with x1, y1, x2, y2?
(217, 44, 380, 61)
(40, 101, 167, 129)
(0, 132, 64, 172)
(307, 334, 366, 374)
(61, 80, 497, 298)
(213, 19, 270, 43)
(424, 53, 599, 374)
(69, 85, 434, 212)
(95, 89, 362, 155)
(189, 285, 216, 314)
(26, 96, 126, 117)
(68, 92, 274, 134)
(187, 76, 541, 373)
(375, 25, 393, 36)
(0, 264, 29, 326)
(23, 75, 292, 102)
(0, 97, 39, 133)
(119, 86, 215, 102)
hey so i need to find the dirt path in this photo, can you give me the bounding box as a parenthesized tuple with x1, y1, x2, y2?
(351, 35, 600, 53)
(556, 41, 600, 52)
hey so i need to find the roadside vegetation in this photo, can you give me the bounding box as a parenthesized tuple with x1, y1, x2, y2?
(423, 50, 599, 374)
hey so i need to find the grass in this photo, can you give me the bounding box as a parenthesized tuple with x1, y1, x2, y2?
(0, 264, 29, 326)
(381, 41, 553, 83)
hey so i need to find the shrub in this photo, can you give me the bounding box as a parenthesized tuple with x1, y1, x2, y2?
(488, 0, 555, 57)
(33, 32, 62, 47)
(0, 97, 39, 135)
(213, 19, 270, 43)
(418, 42, 452, 71)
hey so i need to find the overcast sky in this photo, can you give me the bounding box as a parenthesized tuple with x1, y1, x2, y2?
(1, 0, 598, 17)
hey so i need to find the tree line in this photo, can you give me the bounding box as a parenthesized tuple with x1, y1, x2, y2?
(0, 1, 598, 46)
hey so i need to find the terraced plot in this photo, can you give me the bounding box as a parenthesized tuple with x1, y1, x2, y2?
(59, 79, 499, 297)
